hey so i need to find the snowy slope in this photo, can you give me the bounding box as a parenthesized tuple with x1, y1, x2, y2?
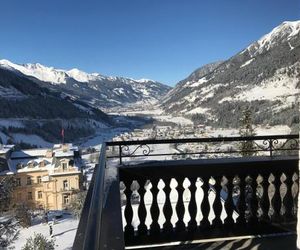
(242, 20, 300, 57)
(0, 67, 112, 145)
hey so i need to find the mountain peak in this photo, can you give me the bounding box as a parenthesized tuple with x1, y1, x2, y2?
(243, 20, 300, 56)
(0, 59, 67, 84)
(0, 59, 17, 69)
(66, 68, 103, 82)
(136, 78, 155, 84)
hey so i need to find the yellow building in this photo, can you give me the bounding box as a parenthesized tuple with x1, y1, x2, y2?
(3, 144, 83, 210)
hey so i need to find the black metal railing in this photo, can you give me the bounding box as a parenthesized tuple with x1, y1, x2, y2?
(107, 134, 299, 164)
(73, 134, 299, 250)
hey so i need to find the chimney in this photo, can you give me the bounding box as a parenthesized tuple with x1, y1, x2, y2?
(62, 144, 69, 152)
(46, 150, 53, 158)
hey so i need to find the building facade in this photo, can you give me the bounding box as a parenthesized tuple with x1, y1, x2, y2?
(1, 144, 83, 210)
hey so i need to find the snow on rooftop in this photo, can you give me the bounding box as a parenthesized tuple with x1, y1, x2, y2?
(11, 149, 49, 159)
(52, 144, 77, 158)
(54, 151, 74, 158)
(0, 145, 14, 154)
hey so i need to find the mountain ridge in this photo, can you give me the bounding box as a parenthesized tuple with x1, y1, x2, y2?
(0, 59, 171, 108)
(161, 20, 300, 129)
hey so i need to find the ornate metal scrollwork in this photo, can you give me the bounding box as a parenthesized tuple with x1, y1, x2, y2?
(252, 138, 299, 155)
(272, 138, 299, 151)
(252, 139, 272, 152)
(121, 144, 151, 157)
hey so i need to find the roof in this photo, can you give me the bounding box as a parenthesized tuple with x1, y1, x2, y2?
(54, 151, 74, 158)
(11, 149, 49, 159)
(53, 143, 78, 158)
(0, 145, 14, 155)
(9, 158, 53, 173)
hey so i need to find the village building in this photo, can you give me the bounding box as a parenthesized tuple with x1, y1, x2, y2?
(0, 144, 83, 210)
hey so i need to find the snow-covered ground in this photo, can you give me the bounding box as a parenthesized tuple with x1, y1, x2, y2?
(204, 125, 291, 137)
(8, 214, 78, 250)
(79, 127, 130, 148)
(153, 115, 193, 126)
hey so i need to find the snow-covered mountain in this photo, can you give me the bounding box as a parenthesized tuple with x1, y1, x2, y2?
(0, 59, 68, 84)
(0, 66, 114, 145)
(0, 59, 171, 108)
(243, 21, 300, 57)
(161, 20, 300, 129)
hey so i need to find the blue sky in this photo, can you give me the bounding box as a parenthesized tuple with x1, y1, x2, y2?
(0, 0, 299, 86)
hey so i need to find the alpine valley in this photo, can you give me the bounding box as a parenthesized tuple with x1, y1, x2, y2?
(0, 20, 299, 147)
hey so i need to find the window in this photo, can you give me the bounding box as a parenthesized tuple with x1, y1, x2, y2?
(37, 176, 42, 184)
(62, 162, 68, 171)
(37, 191, 42, 199)
(63, 195, 69, 204)
(16, 178, 21, 186)
(27, 177, 32, 185)
(63, 180, 68, 190)
(28, 192, 32, 200)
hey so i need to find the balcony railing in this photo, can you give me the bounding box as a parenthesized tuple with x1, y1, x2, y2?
(73, 134, 299, 250)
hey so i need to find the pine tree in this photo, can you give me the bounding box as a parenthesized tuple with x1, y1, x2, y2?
(15, 203, 31, 227)
(239, 108, 256, 156)
(0, 176, 16, 212)
(22, 233, 55, 250)
(69, 191, 87, 219)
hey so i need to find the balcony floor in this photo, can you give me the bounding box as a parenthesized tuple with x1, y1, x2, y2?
(132, 234, 297, 250)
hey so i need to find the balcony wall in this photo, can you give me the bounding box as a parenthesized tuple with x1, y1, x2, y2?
(73, 135, 299, 250)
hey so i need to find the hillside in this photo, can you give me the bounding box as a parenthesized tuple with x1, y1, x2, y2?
(0, 67, 112, 145)
(161, 21, 300, 129)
